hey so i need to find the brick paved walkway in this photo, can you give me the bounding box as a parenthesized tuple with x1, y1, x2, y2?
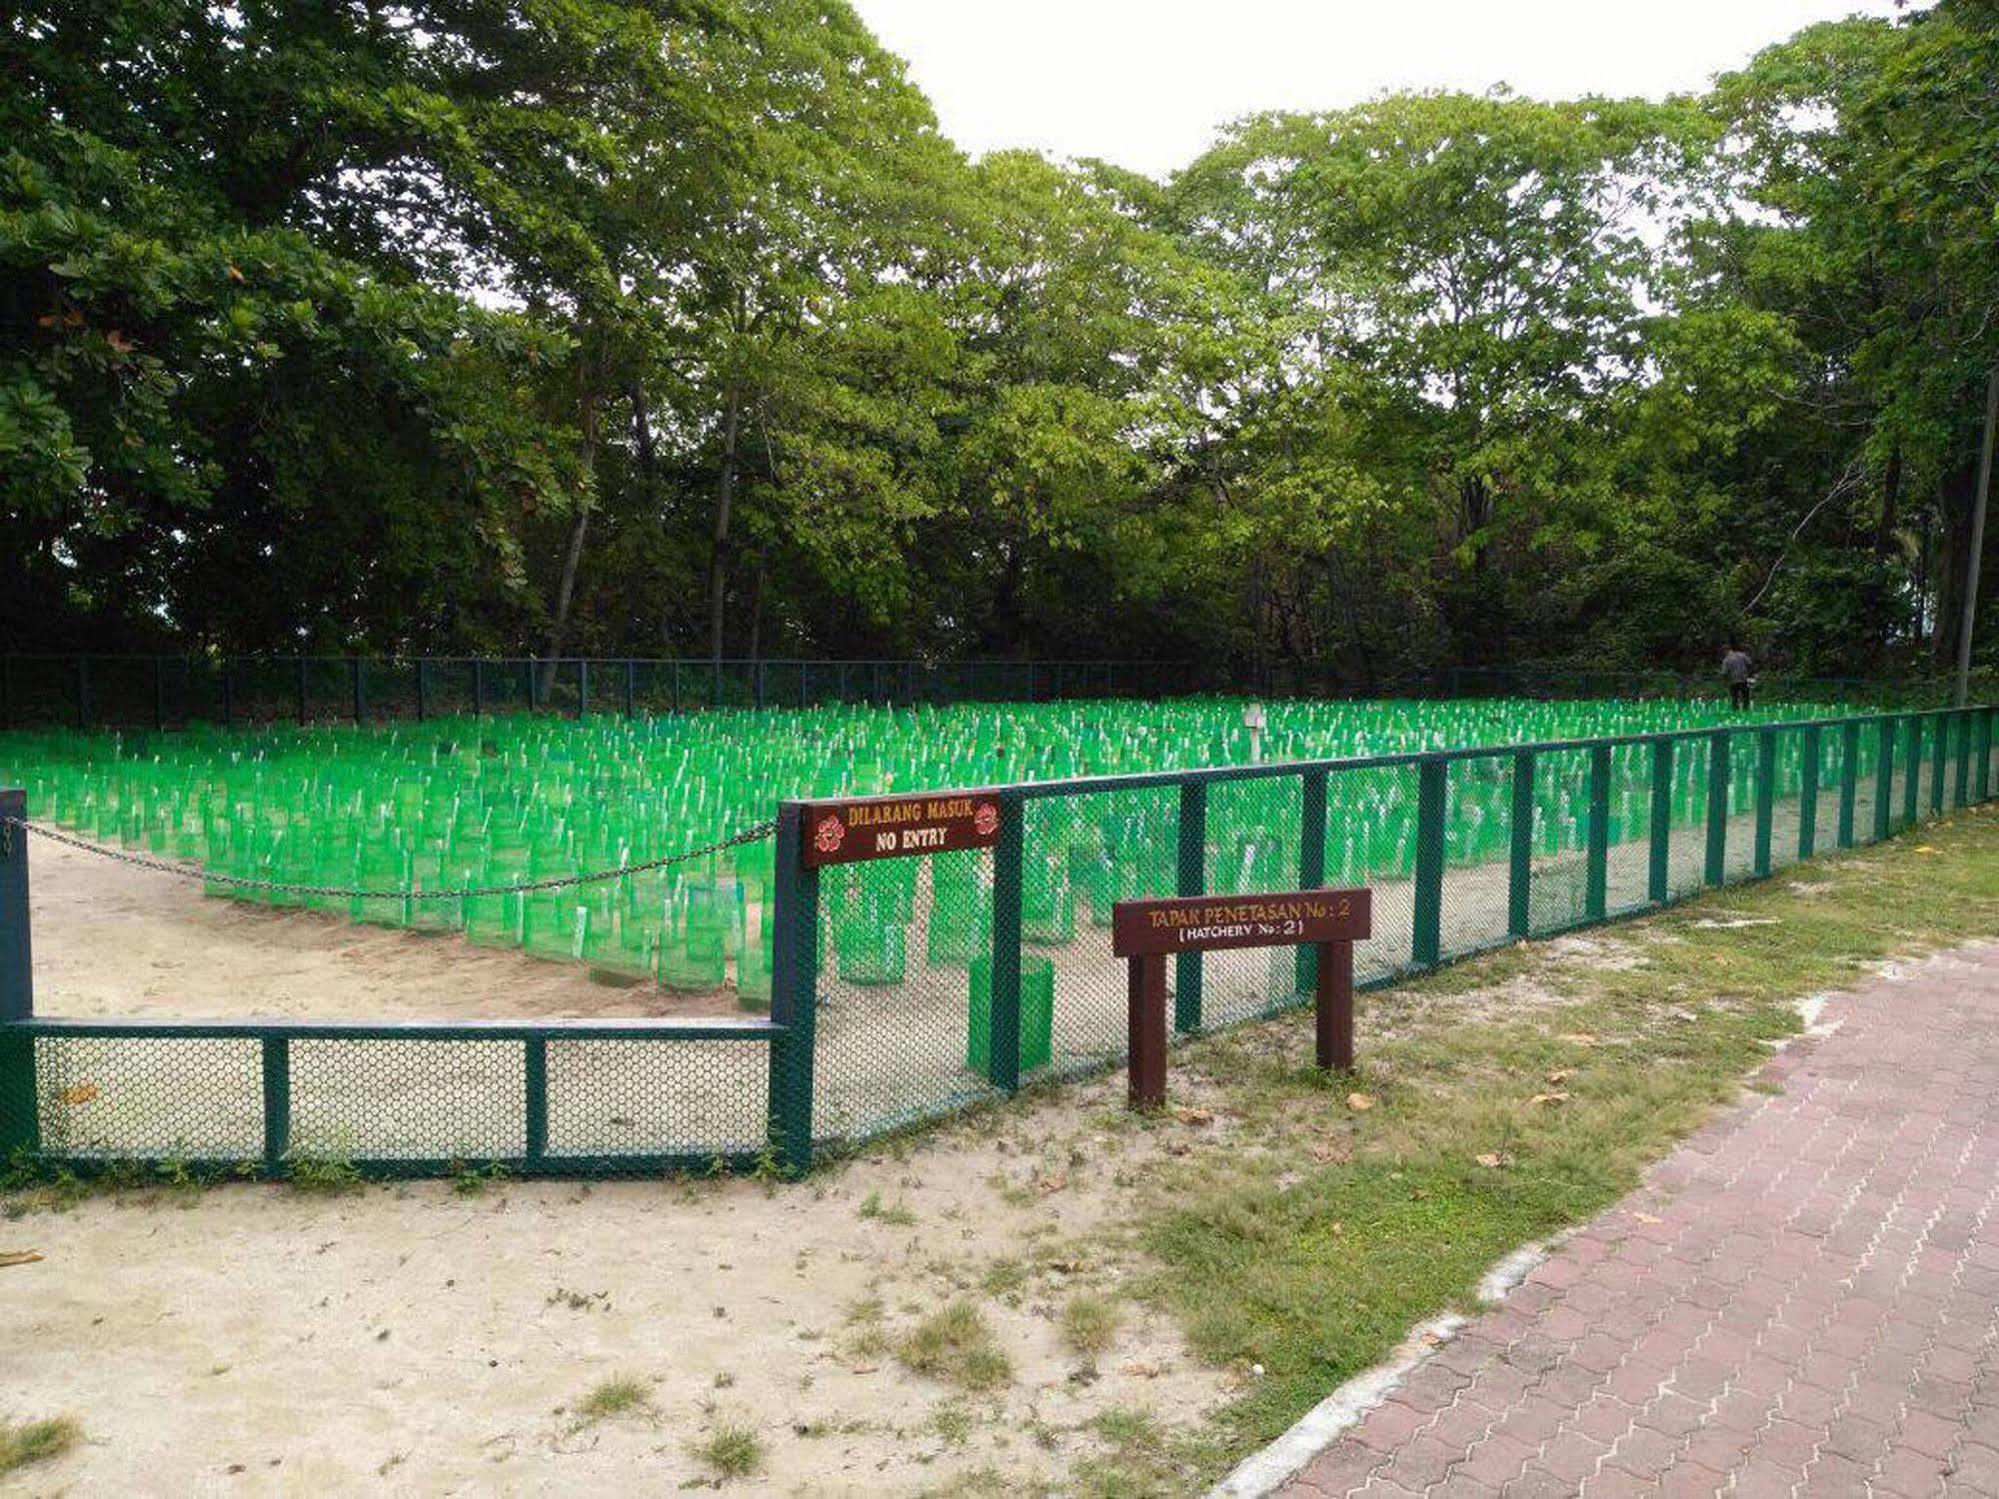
(1280, 943, 1999, 1498)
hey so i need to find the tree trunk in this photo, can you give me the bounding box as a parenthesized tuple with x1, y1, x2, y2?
(745, 553, 768, 664)
(1932, 459, 1977, 666)
(708, 386, 742, 667)
(540, 382, 599, 698)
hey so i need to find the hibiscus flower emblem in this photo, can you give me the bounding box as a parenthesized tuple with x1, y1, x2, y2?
(972, 802, 999, 837)
(813, 814, 846, 855)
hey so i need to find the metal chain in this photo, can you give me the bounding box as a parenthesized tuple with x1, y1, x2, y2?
(0, 814, 777, 901)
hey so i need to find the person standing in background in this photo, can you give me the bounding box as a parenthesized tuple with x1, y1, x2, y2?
(1721, 644, 1753, 710)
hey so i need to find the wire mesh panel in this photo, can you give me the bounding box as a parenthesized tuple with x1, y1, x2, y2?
(1722, 732, 1758, 882)
(1767, 727, 1806, 872)
(814, 849, 1001, 1144)
(35, 1035, 262, 1161)
(1601, 742, 1652, 916)
(1033, 783, 1178, 1075)
(1811, 726, 1843, 854)
(1528, 748, 1594, 934)
(546, 1037, 768, 1163)
(289, 1038, 525, 1163)
(1438, 752, 1513, 958)
(1324, 762, 1422, 983)
(1204, 775, 1309, 1027)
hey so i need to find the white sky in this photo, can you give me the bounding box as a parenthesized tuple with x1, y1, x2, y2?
(849, 0, 1912, 178)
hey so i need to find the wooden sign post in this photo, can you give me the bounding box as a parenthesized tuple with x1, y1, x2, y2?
(1110, 887, 1372, 1109)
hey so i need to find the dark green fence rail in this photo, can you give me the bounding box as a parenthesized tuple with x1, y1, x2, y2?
(0, 655, 1197, 730)
(2, 705, 1994, 1180)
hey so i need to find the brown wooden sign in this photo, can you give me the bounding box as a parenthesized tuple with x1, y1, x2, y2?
(1111, 888, 1371, 959)
(1112, 885, 1373, 1110)
(802, 793, 1003, 868)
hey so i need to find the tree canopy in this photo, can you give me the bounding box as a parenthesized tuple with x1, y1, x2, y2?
(4, 0, 1995, 682)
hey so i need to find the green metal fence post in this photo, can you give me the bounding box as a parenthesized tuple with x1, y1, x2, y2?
(1510, 750, 1536, 935)
(0, 789, 36, 1157)
(1704, 732, 1729, 886)
(1839, 720, 1859, 847)
(1175, 782, 1207, 1033)
(1902, 715, 1922, 827)
(578, 660, 591, 719)
(1648, 740, 1672, 904)
(1753, 729, 1776, 878)
(1412, 758, 1447, 967)
(471, 658, 485, 717)
(524, 1037, 548, 1169)
(989, 791, 1026, 1087)
(625, 660, 637, 720)
(1798, 726, 1820, 861)
(352, 658, 366, 725)
(768, 803, 820, 1175)
(1585, 744, 1611, 921)
(1296, 769, 1328, 998)
(1874, 717, 1895, 842)
(261, 1036, 289, 1174)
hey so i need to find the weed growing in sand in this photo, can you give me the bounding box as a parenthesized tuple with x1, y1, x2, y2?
(449, 1161, 509, 1196)
(1060, 1295, 1122, 1359)
(0, 1417, 80, 1475)
(285, 1145, 362, 1195)
(690, 1424, 765, 1481)
(574, 1376, 652, 1426)
(896, 1302, 1012, 1391)
(858, 1189, 916, 1226)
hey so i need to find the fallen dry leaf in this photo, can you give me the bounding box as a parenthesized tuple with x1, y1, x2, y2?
(1121, 1360, 1165, 1379)
(1633, 1211, 1662, 1225)
(1032, 1173, 1069, 1196)
(1530, 1091, 1570, 1107)
(60, 1083, 99, 1106)
(1545, 1070, 1570, 1085)
(1173, 1106, 1214, 1126)
(1346, 1092, 1375, 1112)
(0, 1251, 44, 1268)
(1915, 845, 1937, 855)
(1474, 1151, 1512, 1169)
(1311, 1140, 1352, 1165)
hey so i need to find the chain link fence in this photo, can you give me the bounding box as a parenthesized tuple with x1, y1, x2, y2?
(1, 705, 1994, 1180)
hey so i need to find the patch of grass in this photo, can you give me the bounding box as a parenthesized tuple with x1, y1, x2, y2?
(1060, 1294, 1122, 1358)
(285, 1147, 363, 1195)
(0, 1416, 80, 1475)
(980, 1258, 1028, 1298)
(449, 1161, 509, 1196)
(1123, 809, 1999, 1473)
(895, 1301, 1013, 1391)
(858, 1189, 917, 1226)
(930, 1399, 974, 1445)
(574, 1375, 652, 1425)
(689, 1423, 765, 1481)
(1070, 1407, 1200, 1498)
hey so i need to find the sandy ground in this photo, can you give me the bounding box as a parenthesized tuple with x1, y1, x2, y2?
(2, 1065, 1236, 1497)
(25, 840, 730, 1022)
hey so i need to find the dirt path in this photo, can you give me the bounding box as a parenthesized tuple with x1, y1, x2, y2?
(1275, 942, 1999, 1498)
(0, 1058, 1240, 1496)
